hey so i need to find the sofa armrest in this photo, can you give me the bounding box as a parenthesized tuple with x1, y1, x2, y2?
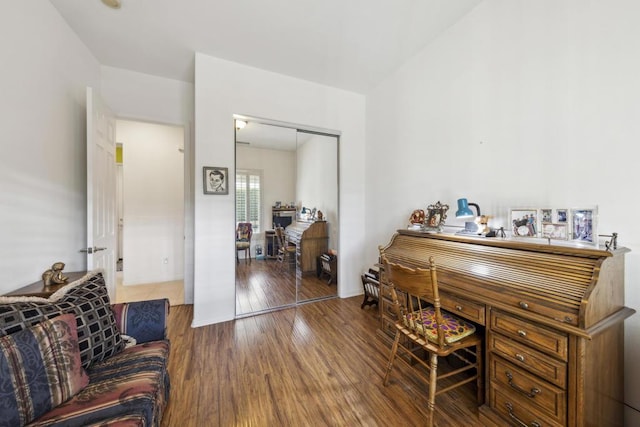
(111, 299, 169, 343)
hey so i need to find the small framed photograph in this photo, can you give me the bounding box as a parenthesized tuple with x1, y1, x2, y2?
(203, 166, 228, 195)
(510, 209, 538, 237)
(556, 209, 568, 223)
(541, 223, 568, 240)
(570, 208, 597, 244)
(274, 201, 282, 209)
(424, 201, 449, 231)
(541, 209, 552, 224)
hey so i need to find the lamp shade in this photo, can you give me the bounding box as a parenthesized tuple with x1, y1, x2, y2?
(455, 198, 475, 218)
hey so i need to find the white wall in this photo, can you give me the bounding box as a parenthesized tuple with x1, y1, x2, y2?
(296, 135, 339, 250)
(236, 144, 296, 258)
(0, 2, 101, 293)
(194, 53, 366, 326)
(118, 120, 184, 285)
(365, 0, 640, 422)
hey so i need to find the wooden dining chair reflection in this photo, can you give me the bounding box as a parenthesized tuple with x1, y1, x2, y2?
(275, 227, 296, 270)
(235, 222, 253, 264)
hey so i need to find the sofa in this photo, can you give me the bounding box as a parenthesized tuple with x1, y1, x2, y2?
(0, 271, 170, 427)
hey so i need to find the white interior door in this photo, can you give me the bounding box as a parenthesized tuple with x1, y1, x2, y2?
(86, 87, 117, 298)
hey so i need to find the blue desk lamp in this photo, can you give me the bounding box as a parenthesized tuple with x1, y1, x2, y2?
(456, 198, 481, 234)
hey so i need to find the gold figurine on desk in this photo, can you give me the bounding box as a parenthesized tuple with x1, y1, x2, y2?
(42, 262, 69, 286)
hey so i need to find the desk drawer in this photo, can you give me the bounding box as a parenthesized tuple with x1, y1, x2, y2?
(491, 310, 567, 361)
(490, 383, 563, 427)
(380, 316, 398, 338)
(490, 354, 566, 424)
(380, 283, 395, 301)
(441, 293, 485, 325)
(489, 332, 567, 388)
(381, 298, 399, 320)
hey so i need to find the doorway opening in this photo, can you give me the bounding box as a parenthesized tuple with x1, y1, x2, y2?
(115, 120, 185, 305)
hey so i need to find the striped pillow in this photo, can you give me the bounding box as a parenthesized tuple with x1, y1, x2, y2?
(0, 313, 89, 426)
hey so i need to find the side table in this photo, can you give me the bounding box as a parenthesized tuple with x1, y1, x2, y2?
(4, 271, 87, 298)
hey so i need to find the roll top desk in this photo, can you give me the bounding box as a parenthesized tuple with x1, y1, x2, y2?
(285, 221, 328, 276)
(378, 230, 635, 427)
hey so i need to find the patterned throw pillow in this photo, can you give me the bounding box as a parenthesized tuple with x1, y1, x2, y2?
(0, 313, 89, 426)
(0, 271, 124, 369)
(112, 299, 169, 344)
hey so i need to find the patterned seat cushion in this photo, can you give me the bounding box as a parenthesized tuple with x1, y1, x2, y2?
(236, 241, 250, 249)
(0, 314, 89, 426)
(403, 306, 476, 344)
(0, 271, 124, 369)
(28, 341, 170, 427)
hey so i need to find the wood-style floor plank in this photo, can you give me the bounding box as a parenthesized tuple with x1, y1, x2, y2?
(161, 298, 484, 426)
(235, 258, 338, 316)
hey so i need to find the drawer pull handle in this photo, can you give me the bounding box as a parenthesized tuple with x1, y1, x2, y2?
(506, 402, 542, 427)
(506, 372, 541, 398)
(455, 305, 463, 311)
(515, 353, 525, 362)
(517, 329, 527, 337)
(519, 301, 529, 309)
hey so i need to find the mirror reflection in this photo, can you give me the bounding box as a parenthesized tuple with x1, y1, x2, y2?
(235, 120, 339, 317)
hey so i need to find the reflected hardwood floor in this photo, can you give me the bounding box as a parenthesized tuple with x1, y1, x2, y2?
(115, 272, 184, 305)
(161, 298, 483, 427)
(236, 258, 337, 315)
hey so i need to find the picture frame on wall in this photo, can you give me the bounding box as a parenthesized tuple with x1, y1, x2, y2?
(541, 223, 568, 240)
(570, 208, 597, 244)
(541, 208, 552, 224)
(203, 166, 229, 195)
(510, 209, 538, 237)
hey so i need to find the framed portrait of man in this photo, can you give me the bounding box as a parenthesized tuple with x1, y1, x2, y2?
(203, 166, 228, 195)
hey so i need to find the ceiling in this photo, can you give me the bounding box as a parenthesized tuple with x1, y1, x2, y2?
(49, 0, 481, 94)
(236, 122, 297, 151)
(235, 121, 317, 151)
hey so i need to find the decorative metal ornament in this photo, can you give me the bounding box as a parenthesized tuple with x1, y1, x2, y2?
(42, 262, 69, 286)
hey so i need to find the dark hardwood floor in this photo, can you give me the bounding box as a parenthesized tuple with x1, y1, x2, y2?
(235, 258, 338, 316)
(161, 297, 484, 426)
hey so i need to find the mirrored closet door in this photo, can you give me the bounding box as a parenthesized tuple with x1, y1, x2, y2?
(234, 119, 339, 317)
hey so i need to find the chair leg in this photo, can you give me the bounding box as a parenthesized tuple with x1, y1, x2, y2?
(476, 342, 484, 405)
(427, 352, 438, 427)
(383, 331, 401, 386)
(236, 251, 239, 264)
(247, 248, 251, 264)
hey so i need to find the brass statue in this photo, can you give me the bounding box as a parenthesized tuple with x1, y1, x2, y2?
(42, 262, 69, 286)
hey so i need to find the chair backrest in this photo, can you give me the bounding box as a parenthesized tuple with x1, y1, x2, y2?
(381, 254, 446, 347)
(274, 226, 286, 247)
(236, 222, 253, 242)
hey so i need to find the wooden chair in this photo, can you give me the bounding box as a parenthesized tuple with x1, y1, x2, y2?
(360, 268, 380, 309)
(380, 255, 482, 427)
(275, 227, 296, 269)
(236, 222, 253, 264)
